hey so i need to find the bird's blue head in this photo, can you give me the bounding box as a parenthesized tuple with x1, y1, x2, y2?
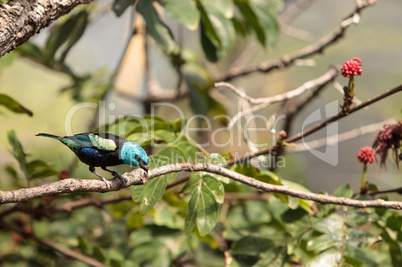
(120, 142, 148, 172)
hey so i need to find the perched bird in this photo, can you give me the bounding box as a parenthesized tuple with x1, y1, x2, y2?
(36, 132, 148, 188)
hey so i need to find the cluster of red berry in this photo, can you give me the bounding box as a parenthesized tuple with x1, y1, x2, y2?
(357, 146, 376, 165)
(341, 57, 362, 78)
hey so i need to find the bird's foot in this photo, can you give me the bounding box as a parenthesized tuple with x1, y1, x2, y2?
(112, 171, 127, 185)
(100, 177, 112, 189)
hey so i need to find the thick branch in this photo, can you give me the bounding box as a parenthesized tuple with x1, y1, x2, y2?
(0, 163, 401, 210)
(0, 0, 93, 57)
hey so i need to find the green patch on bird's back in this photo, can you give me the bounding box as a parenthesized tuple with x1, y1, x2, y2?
(89, 134, 117, 151)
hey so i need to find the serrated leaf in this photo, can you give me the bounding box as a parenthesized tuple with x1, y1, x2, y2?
(137, 0, 177, 54)
(157, 0, 200, 30)
(0, 93, 33, 116)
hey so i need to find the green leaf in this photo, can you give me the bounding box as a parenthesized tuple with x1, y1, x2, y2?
(307, 234, 341, 252)
(126, 211, 144, 231)
(232, 236, 274, 256)
(0, 93, 33, 116)
(313, 214, 344, 234)
(56, 10, 89, 68)
(180, 172, 201, 194)
(156, 0, 200, 30)
(308, 247, 342, 267)
(254, 246, 286, 267)
(154, 130, 177, 143)
(131, 176, 168, 214)
(0, 53, 14, 68)
(347, 229, 379, 248)
(137, 0, 177, 54)
(197, 0, 235, 61)
(185, 180, 219, 236)
(235, 1, 266, 45)
(112, 0, 136, 17)
(249, 0, 280, 48)
(15, 42, 44, 62)
(92, 246, 107, 263)
(26, 160, 58, 179)
(7, 130, 28, 176)
(346, 211, 370, 227)
(333, 183, 353, 198)
(202, 175, 225, 204)
(44, 13, 82, 66)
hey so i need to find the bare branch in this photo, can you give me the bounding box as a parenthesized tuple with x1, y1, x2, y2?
(216, 0, 375, 82)
(0, 222, 106, 267)
(227, 83, 402, 165)
(289, 119, 397, 152)
(0, 0, 93, 57)
(216, 66, 338, 128)
(0, 163, 401, 209)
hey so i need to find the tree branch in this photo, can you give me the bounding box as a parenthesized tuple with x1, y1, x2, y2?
(1, 163, 401, 209)
(0, 0, 93, 57)
(215, 0, 375, 82)
(0, 222, 106, 267)
(215, 66, 338, 128)
(227, 83, 402, 165)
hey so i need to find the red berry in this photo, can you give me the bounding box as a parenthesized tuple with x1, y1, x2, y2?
(341, 58, 362, 77)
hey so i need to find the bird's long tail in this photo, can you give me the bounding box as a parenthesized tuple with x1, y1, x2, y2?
(36, 133, 63, 140)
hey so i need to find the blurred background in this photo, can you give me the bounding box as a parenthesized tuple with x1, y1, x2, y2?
(0, 0, 401, 195)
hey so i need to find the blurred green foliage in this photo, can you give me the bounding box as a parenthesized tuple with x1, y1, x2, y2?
(0, 0, 401, 266)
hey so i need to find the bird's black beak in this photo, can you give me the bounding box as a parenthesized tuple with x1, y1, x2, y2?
(139, 161, 148, 172)
(135, 155, 148, 172)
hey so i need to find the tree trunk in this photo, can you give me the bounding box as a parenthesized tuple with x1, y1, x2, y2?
(0, 0, 93, 58)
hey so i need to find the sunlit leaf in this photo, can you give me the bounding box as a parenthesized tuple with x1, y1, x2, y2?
(157, 0, 200, 30)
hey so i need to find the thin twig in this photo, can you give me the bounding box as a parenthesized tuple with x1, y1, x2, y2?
(215, 0, 375, 82)
(227, 83, 402, 165)
(217, 66, 338, 128)
(289, 119, 396, 152)
(0, 163, 401, 209)
(0, 222, 106, 267)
